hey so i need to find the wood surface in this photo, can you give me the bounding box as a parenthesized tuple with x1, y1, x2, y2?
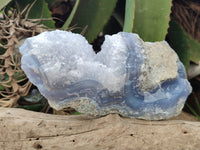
(0, 108, 200, 150)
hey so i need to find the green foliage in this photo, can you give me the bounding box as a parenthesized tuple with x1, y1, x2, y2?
(185, 93, 200, 120)
(188, 38, 200, 64)
(186, 103, 200, 120)
(3, 0, 172, 43)
(123, 0, 171, 41)
(15, 0, 55, 28)
(0, 74, 9, 90)
(103, 0, 125, 35)
(167, 19, 200, 70)
(61, 0, 80, 30)
(70, 0, 118, 43)
(2, 0, 200, 119)
(0, 85, 4, 90)
(166, 19, 190, 70)
(72, 112, 81, 115)
(18, 104, 45, 112)
(123, 0, 134, 32)
(133, 0, 171, 41)
(112, 0, 125, 28)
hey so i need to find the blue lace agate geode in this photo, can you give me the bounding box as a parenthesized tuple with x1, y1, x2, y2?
(20, 30, 192, 120)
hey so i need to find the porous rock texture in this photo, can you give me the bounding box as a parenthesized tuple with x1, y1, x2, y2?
(0, 108, 200, 150)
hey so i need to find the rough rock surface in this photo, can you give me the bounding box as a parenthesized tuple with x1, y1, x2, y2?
(0, 108, 200, 150)
(20, 30, 192, 120)
(141, 41, 178, 91)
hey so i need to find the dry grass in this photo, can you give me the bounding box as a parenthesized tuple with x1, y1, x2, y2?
(0, 1, 49, 107)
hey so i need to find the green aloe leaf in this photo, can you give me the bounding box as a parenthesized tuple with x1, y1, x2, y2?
(61, 0, 80, 30)
(166, 19, 190, 70)
(133, 0, 171, 41)
(188, 37, 200, 64)
(123, 0, 135, 32)
(70, 0, 118, 43)
(0, 0, 11, 10)
(15, 0, 55, 28)
(167, 19, 200, 70)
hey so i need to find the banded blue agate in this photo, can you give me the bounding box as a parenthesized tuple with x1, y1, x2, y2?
(20, 30, 192, 120)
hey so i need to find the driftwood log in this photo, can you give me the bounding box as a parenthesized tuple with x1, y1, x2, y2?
(0, 108, 200, 150)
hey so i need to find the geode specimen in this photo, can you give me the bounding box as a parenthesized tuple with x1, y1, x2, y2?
(20, 30, 192, 120)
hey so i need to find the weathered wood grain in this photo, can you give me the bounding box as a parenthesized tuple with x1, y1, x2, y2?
(0, 108, 200, 150)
